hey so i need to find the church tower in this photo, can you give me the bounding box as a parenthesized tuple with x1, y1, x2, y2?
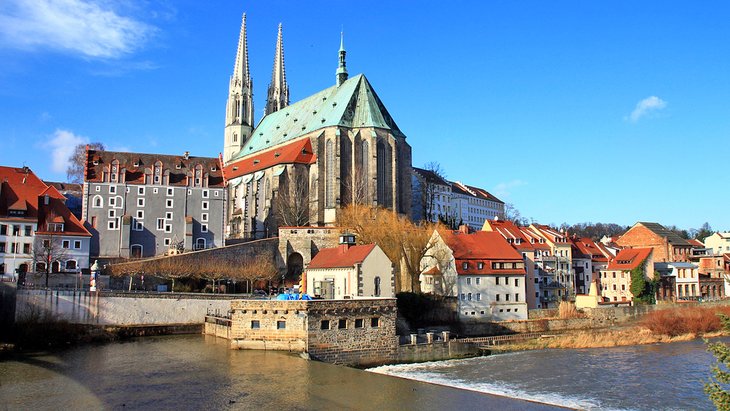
(224, 13, 254, 164)
(265, 23, 289, 115)
(336, 32, 348, 86)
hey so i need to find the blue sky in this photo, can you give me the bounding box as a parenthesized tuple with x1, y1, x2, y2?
(0, 1, 728, 231)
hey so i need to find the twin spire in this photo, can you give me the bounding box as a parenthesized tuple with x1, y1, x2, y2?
(265, 23, 289, 115)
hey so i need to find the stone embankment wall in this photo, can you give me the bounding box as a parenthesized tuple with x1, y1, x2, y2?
(15, 289, 236, 325)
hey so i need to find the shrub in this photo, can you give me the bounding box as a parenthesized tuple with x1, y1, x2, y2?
(642, 306, 730, 337)
(558, 301, 582, 319)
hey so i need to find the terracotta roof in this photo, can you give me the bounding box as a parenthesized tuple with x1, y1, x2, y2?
(0, 166, 90, 237)
(519, 226, 552, 250)
(570, 237, 609, 262)
(422, 266, 441, 275)
(529, 224, 568, 244)
(85, 149, 224, 187)
(485, 219, 535, 250)
(606, 248, 653, 270)
(438, 230, 525, 275)
(224, 137, 316, 180)
(307, 244, 377, 269)
(687, 238, 705, 248)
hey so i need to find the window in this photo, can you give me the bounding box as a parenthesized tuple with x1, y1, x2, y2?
(515, 278, 519, 287)
(478, 262, 484, 270)
(109, 186, 116, 194)
(108, 218, 119, 230)
(165, 212, 173, 220)
(166, 199, 173, 208)
(202, 201, 209, 210)
(467, 293, 472, 301)
(133, 220, 143, 231)
(462, 262, 468, 270)
(371, 317, 380, 328)
(496, 294, 500, 301)
(320, 320, 330, 330)
(0, 225, 5, 235)
(164, 238, 171, 246)
(277, 321, 286, 329)
(201, 224, 208, 233)
(108, 209, 116, 218)
(62, 240, 70, 249)
(203, 190, 209, 198)
(506, 294, 510, 301)
(355, 319, 364, 328)
(251, 320, 260, 329)
(138, 187, 145, 195)
(214, 191, 219, 197)
(515, 293, 519, 302)
(374, 276, 381, 297)
(460, 293, 465, 300)
(201, 213, 208, 222)
(476, 293, 481, 301)
(0, 242, 6, 253)
(157, 218, 165, 230)
(154, 188, 159, 194)
(95, 186, 100, 192)
(74, 240, 81, 249)
(24, 226, 32, 236)
(138, 198, 145, 207)
(466, 277, 471, 285)
(165, 224, 172, 233)
(476, 278, 481, 285)
(338, 319, 347, 329)
(496, 277, 500, 285)
(66, 260, 77, 270)
(91, 216, 97, 228)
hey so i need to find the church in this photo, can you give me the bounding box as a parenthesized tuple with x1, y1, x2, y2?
(223, 14, 412, 239)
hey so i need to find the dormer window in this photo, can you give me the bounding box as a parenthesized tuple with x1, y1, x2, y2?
(478, 262, 484, 270)
(47, 223, 64, 232)
(462, 262, 468, 270)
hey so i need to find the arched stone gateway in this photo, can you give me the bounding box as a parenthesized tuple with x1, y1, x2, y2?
(286, 252, 303, 284)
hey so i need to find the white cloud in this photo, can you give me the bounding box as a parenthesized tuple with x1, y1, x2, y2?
(44, 129, 88, 173)
(493, 180, 527, 199)
(0, 0, 156, 58)
(628, 96, 667, 123)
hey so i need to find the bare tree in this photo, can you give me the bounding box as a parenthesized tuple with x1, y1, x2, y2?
(275, 170, 310, 227)
(32, 232, 69, 287)
(342, 166, 370, 206)
(67, 142, 105, 183)
(415, 162, 447, 223)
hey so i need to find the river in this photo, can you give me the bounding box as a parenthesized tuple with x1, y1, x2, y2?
(370, 338, 727, 410)
(0, 335, 560, 410)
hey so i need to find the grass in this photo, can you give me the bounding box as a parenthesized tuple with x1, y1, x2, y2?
(641, 305, 730, 337)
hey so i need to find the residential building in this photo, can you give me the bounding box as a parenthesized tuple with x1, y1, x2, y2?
(224, 18, 412, 239)
(0, 166, 91, 279)
(420, 228, 528, 321)
(599, 248, 654, 304)
(655, 262, 703, 301)
(616, 222, 693, 262)
(569, 236, 611, 295)
(410, 167, 452, 224)
(482, 218, 540, 309)
(450, 182, 504, 231)
(304, 234, 394, 299)
(705, 233, 730, 256)
(82, 150, 225, 260)
(527, 224, 575, 300)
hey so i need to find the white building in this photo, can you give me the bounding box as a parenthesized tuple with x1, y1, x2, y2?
(304, 234, 394, 299)
(705, 233, 730, 256)
(450, 182, 504, 231)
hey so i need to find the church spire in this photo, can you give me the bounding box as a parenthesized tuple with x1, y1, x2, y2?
(224, 13, 254, 163)
(336, 31, 348, 86)
(265, 23, 289, 116)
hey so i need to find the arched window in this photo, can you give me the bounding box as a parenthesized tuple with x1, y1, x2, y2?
(92, 195, 103, 208)
(130, 244, 143, 258)
(360, 140, 369, 201)
(114, 196, 123, 209)
(374, 276, 381, 297)
(65, 260, 77, 270)
(325, 139, 335, 208)
(195, 238, 206, 250)
(376, 140, 389, 206)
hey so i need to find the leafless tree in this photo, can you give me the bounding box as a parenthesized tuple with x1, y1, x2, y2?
(418, 161, 447, 223)
(342, 166, 369, 206)
(67, 142, 105, 183)
(32, 232, 69, 287)
(275, 169, 310, 227)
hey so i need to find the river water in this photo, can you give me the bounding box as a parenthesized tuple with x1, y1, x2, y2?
(370, 338, 727, 410)
(0, 335, 560, 410)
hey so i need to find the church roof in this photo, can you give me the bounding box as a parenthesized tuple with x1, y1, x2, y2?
(224, 137, 316, 179)
(231, 74, 403, 161)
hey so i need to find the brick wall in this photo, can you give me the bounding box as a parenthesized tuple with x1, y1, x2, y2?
(616, 224, 671, 262)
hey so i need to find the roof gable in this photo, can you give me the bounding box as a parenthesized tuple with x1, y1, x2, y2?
(606, 248, 652, 270)
(224, 137, 316, 179)
(307, 243, 377, 269)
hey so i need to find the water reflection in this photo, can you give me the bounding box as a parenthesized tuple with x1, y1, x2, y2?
(0, 335, 562, 410)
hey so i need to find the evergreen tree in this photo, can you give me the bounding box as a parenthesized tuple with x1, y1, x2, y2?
(706, 315, 730, 410)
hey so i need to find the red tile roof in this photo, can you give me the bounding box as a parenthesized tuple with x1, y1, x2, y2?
(307, 244, 377, 269)
(438, 230, 526, 275)
(485, 219, 535, 250)
(224, 137, 317, 180)
(570, 237, 609, 263)
(0, 166, 90, 237)
(606, 248, 653, 270)
(687, 238, 705, 248)
(85, 149, 224, 187)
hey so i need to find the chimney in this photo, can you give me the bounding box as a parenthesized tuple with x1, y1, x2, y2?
(339, 232, 356, 252)
(458, 224, 470, 234)
(183, 151, 190, 160)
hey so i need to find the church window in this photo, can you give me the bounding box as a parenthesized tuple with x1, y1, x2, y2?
(325, 139, 335, 208)
(92, 195, 103, 208)
(376, 140, 391, 207)
(360, 140, 369, 201)
(233, 133, 238, 143)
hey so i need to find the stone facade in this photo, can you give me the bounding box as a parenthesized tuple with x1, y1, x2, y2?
(226, 298, 398, 366)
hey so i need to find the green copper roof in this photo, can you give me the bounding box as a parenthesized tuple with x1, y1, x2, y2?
(231, 74, 403, 160)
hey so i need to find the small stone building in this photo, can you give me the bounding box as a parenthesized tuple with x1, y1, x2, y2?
(303, 234, 394, 299)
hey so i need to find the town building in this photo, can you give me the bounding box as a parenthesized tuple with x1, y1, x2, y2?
(303, 233, 394, 299)
(82, 150, 225, 260)
(420, 228, 528, 320)
(655, 262, 700, 301)
(616, 222, 693, 262)
(526, 224, 575, 300)
(410, 167, 452, 224)
(569, 236, 611, 295)
(599, 248, 654, 304)
(450, 182, 504, 231)
(705, 232, 730, 256)
(223, 18, 412, 240)
(482, 218, 541, 309)
(0, 166, 91, 279)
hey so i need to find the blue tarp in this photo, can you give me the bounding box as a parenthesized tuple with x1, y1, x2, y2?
(275, 293, 312, 300)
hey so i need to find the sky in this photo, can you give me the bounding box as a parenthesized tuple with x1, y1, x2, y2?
(0, 0, 728, 231)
